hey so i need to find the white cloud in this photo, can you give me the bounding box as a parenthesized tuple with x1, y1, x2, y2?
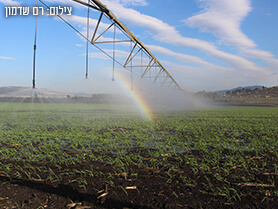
(0, 0, 20, 6)
(62, 14, 112, 38)
(241, 48, 274, 60)
(185, 0, 254, 48)
(58, 0, 263, 73)
(147, 45, 226, 70)
(240, 49, 278, 74)
(100, 0, 260, 71)
(44, 0, 82, 8)
(88, 49, 150, 67)
(184, 0, 278, 75)
(0, 56, 15, 59)
(45, 0, 147, 8)
(161, 59, 276, 92)
(118, 0, 147, 6)
(89, 49, 129, 59)
(56, 0, 277, 90)
(88, 52, 109, 59)
(161, 61, 235, 91)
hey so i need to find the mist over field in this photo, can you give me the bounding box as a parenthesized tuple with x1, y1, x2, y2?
(0, 84, 207, 113)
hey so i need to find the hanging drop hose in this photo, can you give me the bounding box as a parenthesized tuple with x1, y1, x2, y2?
(85, 0, 90, 79)
(130, 42, 133, 91)
(112, 25, 115, 81)
(32, 0, 38, 89)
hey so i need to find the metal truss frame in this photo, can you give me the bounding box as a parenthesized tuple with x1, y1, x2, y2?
(71, 0, 181, 90)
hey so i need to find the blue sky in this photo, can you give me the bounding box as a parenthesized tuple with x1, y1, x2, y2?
(0, 0, 277, 93)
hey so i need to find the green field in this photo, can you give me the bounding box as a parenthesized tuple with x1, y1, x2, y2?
(0, 102, 277, 208)
(1, 103, 277, 162)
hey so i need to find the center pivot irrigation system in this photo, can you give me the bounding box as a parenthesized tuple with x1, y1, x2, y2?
(32, 0, 181, 91)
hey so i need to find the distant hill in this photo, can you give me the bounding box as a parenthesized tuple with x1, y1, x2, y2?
(222, 85, 278, 99)
(196, 85, 278, 106)
(0, 86, 74, 98)
(214, 85, 264, 94)
(0, 86, 133, 104)
(0, 86, 29, 95)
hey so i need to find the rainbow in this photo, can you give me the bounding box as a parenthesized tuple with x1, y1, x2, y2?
(114, 71, 154, 121)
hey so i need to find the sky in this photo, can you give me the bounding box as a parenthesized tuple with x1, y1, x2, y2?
(0, 0, 277, 93)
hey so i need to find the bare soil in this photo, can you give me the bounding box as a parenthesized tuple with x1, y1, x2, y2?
(0, 151, 277, 209)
